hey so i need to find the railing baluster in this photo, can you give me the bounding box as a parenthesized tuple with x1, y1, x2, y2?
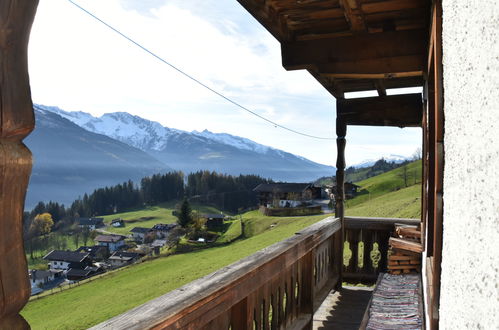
(350, 229, 360, 274)
(361, 229, 374, 276)
(378, 231, 390, 272)
(231, 297, 250, 330)
(300, 251, 314, 329)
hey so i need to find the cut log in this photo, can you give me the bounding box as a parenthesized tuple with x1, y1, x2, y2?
(388, 264, 419, 270)
(389, 237, 423, 253)
(389, 255, 420, 261)
(396, 227, 422, 240)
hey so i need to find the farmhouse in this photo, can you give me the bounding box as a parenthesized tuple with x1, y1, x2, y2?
(75, 245, 109, 261)
(28, 269, 62, 288)
(151, 239, 167, 248)
(152, 223, 177, 238)
(94, 234, 126, 252)
(43, 250, 91, 271)
(130, 227, 155, 242)
(66, 266, 103, 282)
(201, 214, 225, 230)
(253, 183, 321, 207)
(108, 251, 142, 268)
(76, 217, 104, 230)
(111, 218, 124, 227)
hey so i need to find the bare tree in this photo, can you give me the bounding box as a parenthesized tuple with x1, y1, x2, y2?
(398, 165, 409, 187)
(412, 147, 422, 160)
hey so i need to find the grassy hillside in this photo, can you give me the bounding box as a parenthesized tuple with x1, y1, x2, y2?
(346, 184, 421, 218)
(102, 201, 222, 235)
(22, 212, 329, 329)
(345, 160, 422, 218)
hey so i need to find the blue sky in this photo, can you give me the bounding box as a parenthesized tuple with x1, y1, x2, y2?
(28, 0, 421, 166)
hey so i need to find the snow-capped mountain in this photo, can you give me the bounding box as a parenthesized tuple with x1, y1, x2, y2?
(25, 107, 170, 207)
(36, 105, 181, 151)
(191, 129, 271, 154)
(37, 104, 283, 156)
(34, 105, 335, 183)
(351, 154, 411, 169)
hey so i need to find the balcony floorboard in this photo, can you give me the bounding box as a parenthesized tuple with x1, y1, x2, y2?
(313, 286, 373, 330)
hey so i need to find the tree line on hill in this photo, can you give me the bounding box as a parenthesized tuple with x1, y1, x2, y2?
(25, 171, 271, 234)
(315, 156, 421, 186)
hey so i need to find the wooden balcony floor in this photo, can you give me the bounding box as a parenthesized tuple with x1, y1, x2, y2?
(313, 286, 373, 330)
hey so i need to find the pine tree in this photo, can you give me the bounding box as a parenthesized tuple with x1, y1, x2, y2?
(176, 198, 193, 228)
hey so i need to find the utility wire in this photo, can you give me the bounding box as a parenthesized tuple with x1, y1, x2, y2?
(66, 0, 335, 140)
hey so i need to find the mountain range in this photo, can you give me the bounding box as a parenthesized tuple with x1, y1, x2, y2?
(25, 105, 335, 207)
(351, 155, 410, 169)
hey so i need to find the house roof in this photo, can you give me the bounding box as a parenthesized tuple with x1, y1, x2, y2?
(152, 223, 177, 231)
(43, 250, 89, 263)
(66, 268, 93, 277)
(29, 270, 53, 280)
(151, 239, 167, 248)
(253, 183, 313, 194)
(202, 214, 225, 220)
(130, 227, 152, 234)
(76, 217, 104, 226)
(95, 234, 126, 243)
(109, 251, 140, 261)
(75, 245, 108, 255)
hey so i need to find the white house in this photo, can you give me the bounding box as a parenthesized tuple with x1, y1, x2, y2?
(94, 234, 127, 252)
(76, 217, 105, 230)
(130, 227, 153, 242)
(43, 250, 91, 271)
(28, 269, 61, 288)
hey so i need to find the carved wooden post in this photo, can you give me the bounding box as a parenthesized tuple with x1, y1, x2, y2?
(0, 0, 39, 328)
(335, 117, 346, 287)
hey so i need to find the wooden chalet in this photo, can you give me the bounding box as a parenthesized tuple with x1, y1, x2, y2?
(253, 183, 322, 206)
(1, 0, 497, 329)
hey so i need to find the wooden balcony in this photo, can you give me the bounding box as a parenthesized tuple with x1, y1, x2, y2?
(92, 216, 419, 330)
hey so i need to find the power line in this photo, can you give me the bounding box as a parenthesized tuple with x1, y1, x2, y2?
(66, 0, 335, 140)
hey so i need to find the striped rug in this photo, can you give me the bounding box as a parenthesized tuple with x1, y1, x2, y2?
(366, 273, 422, 330)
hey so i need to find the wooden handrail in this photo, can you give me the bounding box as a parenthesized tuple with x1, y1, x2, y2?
(345, 216, 420, 229)
(92, 217, 341, 330)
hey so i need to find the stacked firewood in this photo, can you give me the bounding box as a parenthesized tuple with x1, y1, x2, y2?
(388, 224, 423, 275)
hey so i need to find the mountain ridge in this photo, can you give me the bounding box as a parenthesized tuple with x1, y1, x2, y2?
(25, 107, 172, 207)
(35, 104, 335, 182)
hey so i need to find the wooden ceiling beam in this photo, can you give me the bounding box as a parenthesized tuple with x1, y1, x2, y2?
(308, 70, 345, 99)
(361, 0, 428, 14)
(236, 0, 289, 41)
(339, 0, 366, 32)
(282, 29, 426, 74)
(317, 54, 424, 78)
(337, 94, 422, 127)
(280, 7, 344, 20)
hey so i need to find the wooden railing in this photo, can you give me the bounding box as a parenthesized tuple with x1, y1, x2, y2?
(92, 217, 342, 330)
(343, 217, 420, 284)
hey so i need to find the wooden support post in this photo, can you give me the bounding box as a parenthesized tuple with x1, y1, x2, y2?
(335, 117, 347, 287)
(0, 1, 39, 328)
(300, 251, 315, 329)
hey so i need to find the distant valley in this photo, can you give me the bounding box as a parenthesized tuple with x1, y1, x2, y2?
(25, 105, 335, 207)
